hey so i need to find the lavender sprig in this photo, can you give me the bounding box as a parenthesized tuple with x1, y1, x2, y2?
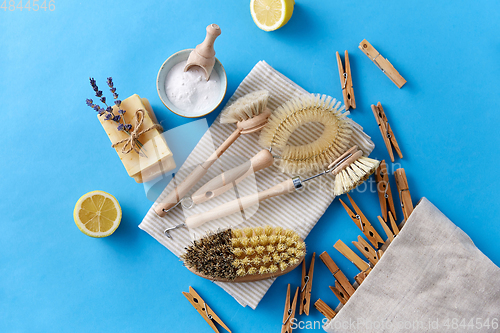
(107, 77, 120, 104)
(86, 77, 146, 156)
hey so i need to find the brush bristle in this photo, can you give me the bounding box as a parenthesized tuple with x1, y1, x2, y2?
(181, 226, 306, 280)
(333, 156, 380, 196)
(219, 90, 270, 124)
(259, 94, 352, 174)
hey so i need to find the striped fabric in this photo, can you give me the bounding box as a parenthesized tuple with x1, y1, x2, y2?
(139, 61, 375, 309)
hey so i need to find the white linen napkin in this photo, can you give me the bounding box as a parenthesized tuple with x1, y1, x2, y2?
(139, 61, 375, 309)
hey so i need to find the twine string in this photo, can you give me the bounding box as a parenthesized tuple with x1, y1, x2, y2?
(111, 109, 162, 154)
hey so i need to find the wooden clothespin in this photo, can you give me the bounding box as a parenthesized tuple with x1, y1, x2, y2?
(375, 160, 397, 221)
(329, 281, 350, 305)
(182, 286, 231, 333)
(339, 194, 384, 248)
(394, 168, 414, 221)
(352, 235, 380, 267)
(358, 39, 406, 88)
(372, 102, 403, 163)
(314, 299, 336, 320)
(299, 252, 315, 316)
(354, 271, 369, 285)
(282, 284, 299, 333)
(334, 240, 372, 274)
(319, 251, 356, 297)
(378, 216, 395, 242)
(336, 51, 356, 110)
(372, 103, 403, 163)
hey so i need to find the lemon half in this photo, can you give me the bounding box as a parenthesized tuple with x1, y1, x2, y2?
(250, 0, 294, 31)
(73, 191, 122, 238)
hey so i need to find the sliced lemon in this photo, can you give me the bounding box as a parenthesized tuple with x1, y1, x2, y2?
(250, 0, 294, 31)
(73, 190, 122, 238)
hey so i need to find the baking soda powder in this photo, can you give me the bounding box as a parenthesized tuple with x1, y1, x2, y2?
(165, 60, 221, 114)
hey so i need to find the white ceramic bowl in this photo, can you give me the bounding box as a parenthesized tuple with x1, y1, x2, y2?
(156, 49, 227, 118)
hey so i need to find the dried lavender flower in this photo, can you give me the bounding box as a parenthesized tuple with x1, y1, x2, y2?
(88, 78, 140, 151)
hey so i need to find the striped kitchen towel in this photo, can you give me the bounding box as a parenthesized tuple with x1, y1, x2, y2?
(139, 61, 375, 309)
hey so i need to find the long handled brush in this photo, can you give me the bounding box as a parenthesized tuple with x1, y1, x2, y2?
(154, 90, 271, 217)
(183, 146, 379, 228)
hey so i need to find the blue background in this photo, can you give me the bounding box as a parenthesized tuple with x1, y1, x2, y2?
(1, 0, 499, 332)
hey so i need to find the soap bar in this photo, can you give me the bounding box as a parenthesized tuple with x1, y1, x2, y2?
(98, 94, 176, 183)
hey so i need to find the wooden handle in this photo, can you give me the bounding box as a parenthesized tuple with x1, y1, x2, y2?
(201, 128, 241, 169)
(191, 149, 274, 204)
(185, 24, 221, 79)
(196, 24, 221, 59)
(154, 164, 208, 217)
(154, 128, 241, 217)
(185, 178, 296, 229)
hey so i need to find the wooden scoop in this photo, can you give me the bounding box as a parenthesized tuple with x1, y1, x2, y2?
(184, 24, 221, 80)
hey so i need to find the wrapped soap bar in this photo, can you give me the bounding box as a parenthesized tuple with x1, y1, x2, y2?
(98, 94, 175, 183)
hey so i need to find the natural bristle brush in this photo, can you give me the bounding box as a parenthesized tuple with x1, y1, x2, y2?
(184, 146, 379, 228)
(329, 146, 380, 196)
(154, 90, 271, 218)
(191, 94, 353, 205)
(181, 226, 306, 282)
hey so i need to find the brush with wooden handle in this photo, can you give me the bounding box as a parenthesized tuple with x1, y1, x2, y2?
(154, 90, 271, 218)
(185, 146, 379, 228)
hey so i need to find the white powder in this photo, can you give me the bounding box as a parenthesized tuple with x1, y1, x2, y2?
(165, 60, 221, 114)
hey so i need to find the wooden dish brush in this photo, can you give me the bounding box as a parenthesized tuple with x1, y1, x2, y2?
(185, 146, 379, 228)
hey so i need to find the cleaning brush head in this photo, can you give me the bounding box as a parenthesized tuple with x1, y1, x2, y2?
(259, 94, 352, 174)
(329, 146, 380, 196)
(220, 90, 270, 124)
(181, 226, 305, 282)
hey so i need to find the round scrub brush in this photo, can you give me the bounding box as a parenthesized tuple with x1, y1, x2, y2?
(260, 94, 352, 174)
(181, 226, 306, 282)
(184, 146, 379, 228)
(191, 94, 352, 205)
(155, 90, 272, 218)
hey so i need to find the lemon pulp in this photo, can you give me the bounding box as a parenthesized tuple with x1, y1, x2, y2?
(73, 191, 122, 238)
(250, 0, 294, 31)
